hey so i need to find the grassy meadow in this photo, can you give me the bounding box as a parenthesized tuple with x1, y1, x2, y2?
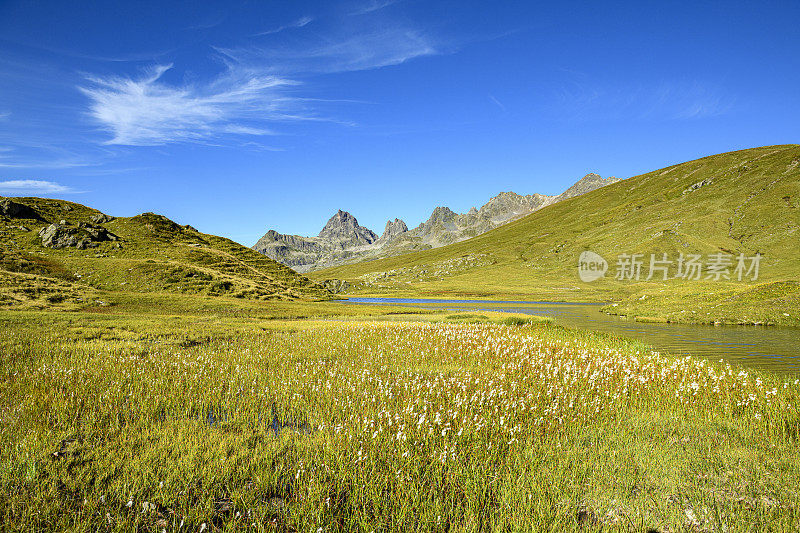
(2, 296, 799, 532)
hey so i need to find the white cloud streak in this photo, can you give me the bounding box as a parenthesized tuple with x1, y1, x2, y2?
(79, 64, 300, 146)
(0, 179, 76, 194)
(0, 160, 91, 169)
(255, 16, 313, 36)
(349, 0, 401, 16)
(218, 27, 438, 75)
(553, 79, 732, 121)
(488, 94, 506, 112)
(310, 28, 436, 71)
(0, 142, 102, 169)
(652, 83, 731, 120)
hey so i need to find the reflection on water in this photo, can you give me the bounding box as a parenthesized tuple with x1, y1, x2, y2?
(340, 298, 800, 374)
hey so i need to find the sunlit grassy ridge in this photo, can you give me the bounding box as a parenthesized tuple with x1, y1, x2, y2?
(1, 309, 799, 531)
(0, 197, 330, 307)
(313, 145, 800, 325)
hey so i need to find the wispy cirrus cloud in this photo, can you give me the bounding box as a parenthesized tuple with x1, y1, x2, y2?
(652, 83, 731, 120)
(0, 179, 77, 194)
(488, 94, 506, 112)
(79, 18, 442, 146)
(218, 26, 439, 75)
(0, 144, 98, 169)
(308, 28, 437, 72)
(349, 0, 402, 16)
(254, 16, 313, 36)
(79, 64, 302, 146)
(553, 77, 733, 121)
(0, 159, 92, 169)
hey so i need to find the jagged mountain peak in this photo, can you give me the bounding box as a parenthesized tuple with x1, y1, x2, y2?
(318, 210, 356, 233)
(380, 218, 408, 241)
(426, 206, 457, 223)
(491, 191, 522, 200)
(573, 173, 612, 187)
(478, 191, 551, 224)
(317, 210, 376, 243)
(554, 173, 620, 202)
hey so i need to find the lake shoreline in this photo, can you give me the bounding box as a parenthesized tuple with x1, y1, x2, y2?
(338, 297, 800, 373)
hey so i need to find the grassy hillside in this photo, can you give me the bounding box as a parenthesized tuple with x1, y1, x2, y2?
(313, 145, 800, 325)
(0, 197, 330, 309)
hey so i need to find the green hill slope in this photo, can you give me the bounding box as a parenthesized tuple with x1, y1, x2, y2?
(313, 145, 800, 325)
(0, 197, 330, 309)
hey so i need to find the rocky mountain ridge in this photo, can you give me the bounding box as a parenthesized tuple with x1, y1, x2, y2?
(252, 173, 620, 272)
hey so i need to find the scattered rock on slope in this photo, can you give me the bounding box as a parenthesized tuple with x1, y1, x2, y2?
(39, 222, 118, 249)
(91, 213, 115, 224)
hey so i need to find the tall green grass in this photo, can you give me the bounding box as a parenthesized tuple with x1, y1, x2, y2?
(1, 311, 798, 531)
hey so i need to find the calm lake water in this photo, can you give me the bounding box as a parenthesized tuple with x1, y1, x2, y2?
(340, 297, 800, 374)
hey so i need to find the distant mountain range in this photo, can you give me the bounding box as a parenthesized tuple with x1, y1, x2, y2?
(252, 173, 620, 272)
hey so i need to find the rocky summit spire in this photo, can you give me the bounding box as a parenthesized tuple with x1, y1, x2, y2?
(317, 209, 378, 245)
(424, 206, 456, 225)
(379, 218, 408, 241)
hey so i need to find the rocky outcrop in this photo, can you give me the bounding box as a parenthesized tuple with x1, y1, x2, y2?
(91, 213, 115, 224)
(39, 222, 118, 249)
(252, 173, 621, 272)
(0, 199, 43, 221)
(319, 278, 351, 293)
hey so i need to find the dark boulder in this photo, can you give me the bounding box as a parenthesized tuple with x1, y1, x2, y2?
(84, 225, 118, 242)
(0, 199, 43, 220)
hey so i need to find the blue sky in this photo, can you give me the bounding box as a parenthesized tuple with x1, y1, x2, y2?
(1, 0, 798, 245)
